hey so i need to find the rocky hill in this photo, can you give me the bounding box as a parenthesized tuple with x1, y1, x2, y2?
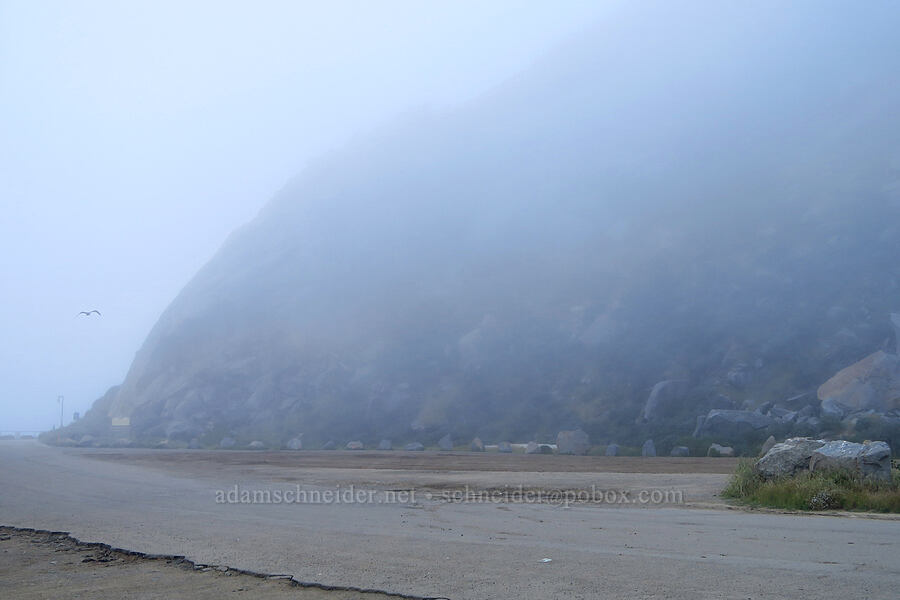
(60, 3, 900, 453)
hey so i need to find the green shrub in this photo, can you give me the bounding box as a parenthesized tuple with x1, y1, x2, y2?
(721, 459, 762, 498)
(723, 459, 900, 512)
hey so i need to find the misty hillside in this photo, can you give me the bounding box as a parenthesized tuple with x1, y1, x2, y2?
(67, 3, 900, 452)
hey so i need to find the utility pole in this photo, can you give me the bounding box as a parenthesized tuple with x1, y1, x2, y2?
(57, 395, 64, 429)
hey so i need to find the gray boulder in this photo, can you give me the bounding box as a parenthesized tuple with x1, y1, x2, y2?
(321, 440, 337, 450)
(820, 396, 848, 419)
(759, 435, 777, 457)
(404, 442, 425, 451)
(438, 434, 454, 451)
(669, 446, 690, 457)
(707, 443, 734, 457)
(497, 441, 513, 453)
(248, 441, 265, 450)
(768, 407, 791, 419)
(346, 441, 364, 450)
(696, 409, 774, 438)
(526, 442, 552, 454)
(642, 439, 656, 457)
(285, 437, 303, 450)
(637, 380, 689, 423)
(809, 440, 893, 482)
(755, 437, 825, 479)
(377, 439, 392, 450)
(556, 429, 591, 455)
(797, 404, 816, 419)
(796, 414, 823, 430)
(778, 411, 798, 424)
(219, 436, 236, 449)
(470, 437, 485, 452)
(605, 443, 619, 456)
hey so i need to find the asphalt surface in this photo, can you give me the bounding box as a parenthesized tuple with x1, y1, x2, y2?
(1, 441, 899, 599)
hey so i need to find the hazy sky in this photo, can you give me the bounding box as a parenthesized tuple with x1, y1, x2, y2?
(0, 1, 615, 431)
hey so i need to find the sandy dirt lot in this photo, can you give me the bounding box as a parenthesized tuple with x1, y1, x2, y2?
(2, 441, 899, 599)
(79, 448, 737, 508)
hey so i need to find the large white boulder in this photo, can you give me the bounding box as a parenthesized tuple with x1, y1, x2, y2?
(755, 437, 825, 479)
(809, 440, 892, 482)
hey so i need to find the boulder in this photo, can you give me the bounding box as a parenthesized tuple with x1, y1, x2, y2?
(497, 441, 513, 453)
(219, 436, 236, 449)
(707, 443, 734, 457)
(346, 441, 364, 450)
(669, 446, 690, 457)
(797, 404, 816, 419)
(377, 439, 393, 450)
(768, 407, 791, 419)
(470, 437, 485, 452)
(642, 439, 656, 457)
(820, 396, 848, 419)
(438, 434, 454, 451)
(605, 443, 619, 456)
(637, 380, 689, 423)
(781, 393, 814, 409)
(696, 409, 774, 438)
(404, 442, 425, 451)
(817, 350, 900, 417)
(285, 437, 303, 450)
(755, 437, 825, 479)
(778, 411, 798, 424)
(321, 440, 337, 450)
(759, 435, 777, 457)
(809, 440, 892, 482)
(525, 442, 553, 454)
(795, 415, 823, 434)
(556, 429, 591, 455)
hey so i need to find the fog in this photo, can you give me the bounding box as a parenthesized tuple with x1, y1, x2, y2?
(0, 0, 610, 431)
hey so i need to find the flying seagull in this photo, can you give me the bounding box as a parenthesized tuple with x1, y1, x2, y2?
(77, 310, 101, 317)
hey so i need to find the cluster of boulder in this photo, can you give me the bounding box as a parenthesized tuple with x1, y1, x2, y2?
(636, 315, 900, 447)
(755, 437, 893, 482)
(203, 429, 722, 457)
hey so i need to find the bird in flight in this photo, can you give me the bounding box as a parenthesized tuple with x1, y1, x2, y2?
(77, 310, 102, 317)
